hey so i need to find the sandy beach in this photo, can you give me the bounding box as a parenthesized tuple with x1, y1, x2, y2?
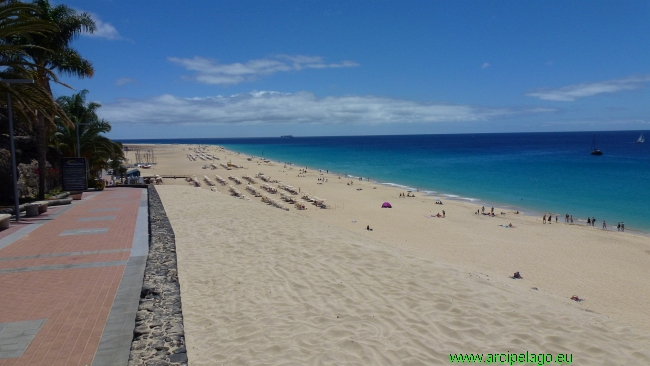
(133, 144, 650, 364)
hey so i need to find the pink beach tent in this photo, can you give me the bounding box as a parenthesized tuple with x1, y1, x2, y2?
(381, 202, 392, 208)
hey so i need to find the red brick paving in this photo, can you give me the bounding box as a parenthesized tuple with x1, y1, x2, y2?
(0, 188, 144, 366)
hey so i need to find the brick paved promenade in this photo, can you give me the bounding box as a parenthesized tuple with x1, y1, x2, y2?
(0, 188, 148, 366)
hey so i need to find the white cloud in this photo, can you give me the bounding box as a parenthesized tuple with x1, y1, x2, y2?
(168, 55, 359, 85)
(100, 91, 552, 126)
(82, 12, 120, 40)
(526, 75, 650, 101)
(481, 62, 490, 69)
(115, 77, 135, 86)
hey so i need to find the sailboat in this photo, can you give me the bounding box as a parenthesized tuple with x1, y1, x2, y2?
(635, 133, 645, 144)
(590, 136, 603, 155)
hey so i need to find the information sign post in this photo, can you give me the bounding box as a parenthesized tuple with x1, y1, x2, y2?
(61, 158, 88, 192)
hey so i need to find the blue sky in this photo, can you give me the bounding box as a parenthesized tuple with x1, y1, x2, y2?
(53, 0, 650, 138)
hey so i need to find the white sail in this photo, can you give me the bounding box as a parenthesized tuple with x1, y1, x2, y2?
(636, 134, 644, 143)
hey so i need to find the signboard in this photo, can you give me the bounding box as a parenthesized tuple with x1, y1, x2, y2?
(61, 157, 87, 191)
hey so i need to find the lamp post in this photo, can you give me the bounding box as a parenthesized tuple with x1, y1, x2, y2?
(2, 78, 34, 223)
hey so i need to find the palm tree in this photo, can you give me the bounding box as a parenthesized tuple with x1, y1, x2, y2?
(0, 0, 66, 124)
(8, 0, 95, 199)
(54, 89, 99, 155)
(54, 89, 124, 180)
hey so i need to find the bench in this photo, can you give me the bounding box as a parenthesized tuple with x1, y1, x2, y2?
(25, 204, 40, 217)
(0, 213, 10, 230)
(34, 201, 49, 214)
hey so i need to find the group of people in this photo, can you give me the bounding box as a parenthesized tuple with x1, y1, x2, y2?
(564, 214, 574, 224)
(564, 214, 625, 231)
(477, 206, 497, 216)
(542, 214, 558, 224)
(399, 192, 415, 197)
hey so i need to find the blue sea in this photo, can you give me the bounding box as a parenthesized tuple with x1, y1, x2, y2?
(121, 131, 650, 233)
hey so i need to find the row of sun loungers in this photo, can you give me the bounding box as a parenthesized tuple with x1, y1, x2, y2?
(278, 183, 298, 195)
(214, 175, 227, 185)
(280, 193, 296, 203)
(257, 173, 271, 182)
(203, 175, 215, 186)
(228, 175, 242, 184)
(228, 185, 241, 197)
(245, 185, 261, 197)
(261, 183, 278, 194)
(301, 193, 328, 208)
(189, 147, 219, 161)
(261, 195, 289, 211)
(242, 175, 256, 184)
(185, 175, 201, 187)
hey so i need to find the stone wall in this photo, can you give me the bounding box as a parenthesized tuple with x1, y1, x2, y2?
(128, 186, 187, 366)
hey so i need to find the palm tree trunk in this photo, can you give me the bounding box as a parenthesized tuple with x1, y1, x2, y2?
(36, 111, 46, 200)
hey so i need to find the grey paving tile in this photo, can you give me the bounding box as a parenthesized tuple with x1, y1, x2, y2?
(0, 223, 41, 251)
(0, 319, 45, 360)
(0, 343, 25, 352)
(89, 207, 121, 212)
(0, 260, 127, 274)
(0, 249, 130, 262)
(59, 227, 109, 236)
(0, 350, 22, 359)
(77, 216, 116, 222)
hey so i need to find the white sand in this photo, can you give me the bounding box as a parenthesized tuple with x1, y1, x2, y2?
(143, 144, 650, 364)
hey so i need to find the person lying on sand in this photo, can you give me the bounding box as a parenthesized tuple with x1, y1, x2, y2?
(571, 295, 584, 302)
(512, 271, 523, 279)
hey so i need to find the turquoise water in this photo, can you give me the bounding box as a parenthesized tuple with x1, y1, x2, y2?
(122, 131, 650, 233)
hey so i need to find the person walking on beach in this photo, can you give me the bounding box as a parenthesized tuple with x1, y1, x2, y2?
(556, 215, 558, 223)
(593, 217, 596, 227)
(543, 214, 547, 224)
(442, 210, 446, 218)
(570, 215, 573, 224)
(603, 221, 607, 230)
(587, 217, 591, 226)
(491, 207, 494, 214)
(617, 222, 621, 231)
(482, 206, 485, 214)
(621, 222, 625, 232)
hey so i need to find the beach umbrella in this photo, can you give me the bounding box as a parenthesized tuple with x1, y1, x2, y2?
(382, 202, 392, 208)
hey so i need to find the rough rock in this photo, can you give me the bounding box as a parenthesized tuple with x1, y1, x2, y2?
(128, 186, 187, 366)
